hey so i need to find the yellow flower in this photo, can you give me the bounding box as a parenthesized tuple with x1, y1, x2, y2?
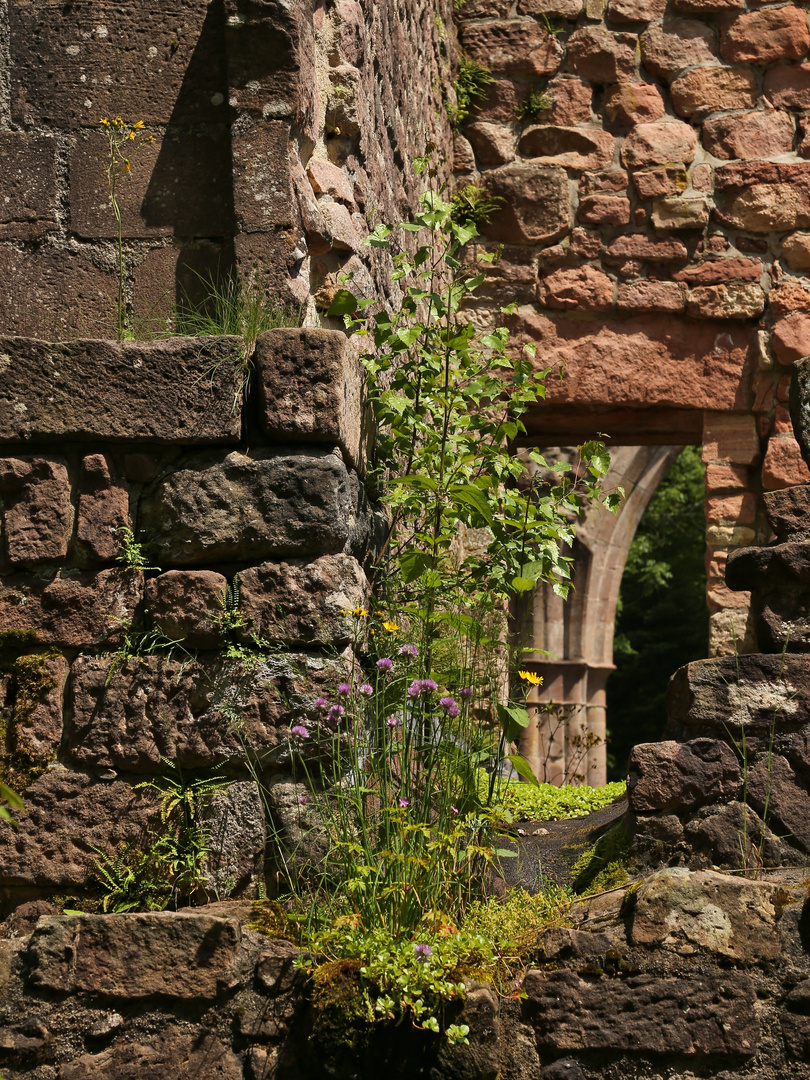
(352, 606, 369, 618)
(128, 130, 136, 139)
(134, 120, 145, 129)
(122, 161, 131, 173)
(518, 670, 543, 686)
(100, 117, 109, 126)
(382, 621, 400, 633)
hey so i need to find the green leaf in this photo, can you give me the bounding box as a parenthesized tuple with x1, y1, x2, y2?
(326, 289, 358, 317)
(450, 483, 494, 526)
(506, 753, 541, 786)
(497, 704, 532, 742)
(511, 577, 537, 593)
(494, 847, 518, 858)
(399, 550, 433, 583)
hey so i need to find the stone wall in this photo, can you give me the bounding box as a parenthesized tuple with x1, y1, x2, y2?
(0, 327, 373, 910)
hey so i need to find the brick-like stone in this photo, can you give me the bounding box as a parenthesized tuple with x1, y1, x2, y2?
(703, 413, 760, 464)
(703, 111, 795, 160)
(632, 166, 688, 199)
(616, 279, 686, 311)
(623, 122, 697, 167)
(517, 126, 614, 170)
(577, 194, 631, 225)
(462, 20, 562, 76)
(628, 740, 740, 813)
(640, 21, 717, 79)
(518, 0, 583, 16)
(0, 336, 242, 444)
(28, 912, 243, 999)
(566, 28, 638, 84)
(774, 313, 810, 366)
(721, 7, 810, 66)
(509, 311, 752, 410)
(651, 196, 710, 231)
(481, 165, 570, 245)
(604, 83, 665, 128)
(749, 754, 810, 854)
(237, 555, 369, 647)
(687, 284, 765, 320)
(538, 266, 615, 311)
(256, 329, 363, 469)
(0, 770, 159, 888)
(570, 227, 603, 257)
(307, 159, 354, 204)
(58, 1032, 242, 1080)
(608, 0, 667, 23)
(762, 434, 810, 489)
(465, 122, 516, 167)
(675, 0, 743, 11)
(5, 653, 68, 774)
(144, 570, 229, 649)
(0, 569, 143, 649)
(771, 280, 810, 316)
(139, 450, 356, 565)
(782, 233, 810, 271)
(765, 63, 810, 109)
(0, 457, 72, 567)
(76, 454, 129, 564)
(232, 120, 294, 229)
(70, 129, 235, 239)
(671, 67, 758, 118)
(539, 76, 593, 125)
(524, 969, 757, 1056)
(579, 169, 629, 195)
(715, 162, 810, 234)
(673, 258, 762, 284)
(9, 1, 229, 127)
(706, 463, 749, 490)
(605, 235, 688, 262)
(706, 491, 757, 524)
(0, 133, 57, 241)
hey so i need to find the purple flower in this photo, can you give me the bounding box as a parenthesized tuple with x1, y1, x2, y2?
(386, 715, 400, 727)
(398, 797, 409, 809)
(407, 678, 438, 697)
(358, 683, 373, 696)
(451, 806, 459, 815)
(326, 704, 345, 724)
(298, 794, 309, 805)
(313, 697, 329, 710)
(337, 683, 352, 696)
(439, 696, 457, 712)
(459, 687, 473, 698)
(398, 643, 419, 659)
(447, 705, 460, 718)
(376, 657, 394, 674)
(413, 943, 432, 961)
(291, 724, 310, 739)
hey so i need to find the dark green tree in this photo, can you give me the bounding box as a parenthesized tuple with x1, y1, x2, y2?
(606, 446, 708, 780)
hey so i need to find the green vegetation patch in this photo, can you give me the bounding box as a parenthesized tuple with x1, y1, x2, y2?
(489, 777, 626, 822)
(571, 821, 633, 894)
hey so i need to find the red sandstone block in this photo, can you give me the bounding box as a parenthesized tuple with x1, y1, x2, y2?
(0, 248, 116, 340)
(692, 164, 713, 193)
(577, 194, 631, 225)
(671, 67, 758, 118)
(307, 160, 354, 204)
(542, 76, 593, 125)
(640, 21, 717, 79)
(537, 266, 615, 311)
(518, 0, 582, 17)
(752, 370, 775, 412)
(615, 279, 686, 312)
(705, 545, 728, 585)
(570, 228, 603, 258)
(518, 126, 615, 171)
(706, 491, 757, 525)
(481, 165, 570, 245)
(608, 0, 666, 23)
(702, 111, 795, 161)
(453, 134, 476, 175)
(782, 234, 810, 271)
(765, 64, 810, 109)
(675, 0, 743, 11)
(232, 121, 294, 230)
(469, 78, 522, 124)
(461, 20, 562, 76)
(0, 457, 72, 566)
(651, 196, 710, 231)
(673, 258, 762, 285)
(702, 413, 760, 465)
(705, 463, 749, 491)
(772, 313, 810, 366)
(0, 133, 57, 241)
(770, 280, 810, 317)
(720, 7, 810, 66)
(774, 405, 794, 434)
(714, 162, 810, 234)
(566, 27, 638, 83)
(707, 583, 752, 614)
(686, 284, 765, 320)
(466, 122, 516, 168)
(76, 454, 129, 564)
(762, 435, 810, 490)
(603, 83, 665, 129)
(632, 166, 688, 199)
(623, 121, 696, 167)
(605, 234, 688, 263)
(579, 169, 629, 194)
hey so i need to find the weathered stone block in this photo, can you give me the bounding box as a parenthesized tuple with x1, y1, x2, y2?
(577, 194, 631, 226)
(762, 434, 810, 490)
(237, 555, 369, 647)
(623, 122, 696, 167)
(0, 770, 158, 887)
(640, 21, 717, 79)
(0, 569, 142, 649)
(256, 329, 364, 469)
(537, 76, 593, 125)
(76, 454, 129, 564)
(671, 67, 758, 118)
(766, 63, 810, 109)
(652, 196, 710, 231)
(629, 867, 779, 960)
(566, 27, 637, 83)
(686, 284, 765, 320)
(764, 485, 810, 540)
(5, 652, 67, 772)
(307, 159, 354, 203)
(615, 280, 685, 312)
(59, 1033, 242, 1080)
(727, 542, 810, 591)
(0, 457, 72, 566)
(608, 0, 666, 23)
(0, 337, 242, 444)
(517, 126, 614, 171)
(523, 969, 757, 1055)
(0, 133, 57, 241)
(703, 111, 795, 161)
(758, 588, 810, 653)
(232, 120, 294, 230)
(139, 450, 355, 566)
(0, 249, 116, 340)
(632, 166, 688, 199)
(538, 266, 614, 311)
(715, 161, 810, 234)
(200, 781, 265, 898)
(674, 258, 762, 285)
(603, 82, 665, 128)
(461, 20, 562, 76)
(145, 570, 229, 649)
(605, 234, 688, 262)
(748, 754, 810, 854)
(721, 7, 810, 65)
(465, 122, 515, 168)
(28, 912, 243, 998)
(481, 165, 570, 245)
(782, 233, 810, 272)
(9, 0, 229, 127)
(702, 413, 760, 465)
(627, 739, 740, 812)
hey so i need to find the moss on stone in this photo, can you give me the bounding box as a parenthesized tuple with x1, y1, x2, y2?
(571, 822, 634, 895)
(0, 652, 59, 792)
(246, 900, 300, 944)
(310, 959, 373, 1066)
(0, 629, 39, 651)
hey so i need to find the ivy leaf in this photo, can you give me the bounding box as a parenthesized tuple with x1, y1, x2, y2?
(326, 289, 358, 317)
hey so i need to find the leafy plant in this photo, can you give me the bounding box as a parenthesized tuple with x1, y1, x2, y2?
(515, 87, 552, 122)
(114, 525, 159, 572)
(99, 116, 154, 340)
(489, 777, 626, 822)
(449, 185, 503, 227)
(449, 55, 495, 126)
(0, 782, 23, 826)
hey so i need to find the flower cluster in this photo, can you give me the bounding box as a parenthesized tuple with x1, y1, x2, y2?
(407, 678, 438, 697)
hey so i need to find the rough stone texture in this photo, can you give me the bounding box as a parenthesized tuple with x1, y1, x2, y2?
(639, 21, 717, 79)
(566, 27, 637, 83)
(577, 194, 631, 226)
(764, 486, 810, 540)
(673, 257, 762, 285)
(720, 7, 810, 66)
(58, 1033, 242, 1080)
(615, 279, 685, 312)
(605, 234, 688, 262)
(200, 781, 265, 897)
(466, 122, 516, 167)
(537, 266, 615, 311)
(524, 969, 757, 1055)
(603, 83, 665, 128)
(782, 233, 810, 271)
(627, 739, 740, 813)
(715, 161, 810, 233)
(256, 328, 364, 469)
(748, 754, 810, 854)
(670, 67, 758, 119)
(652, 196, 710, 231)
(622, 122, 696, 167)
(144, 570, 229, 649)
(4, 653, 67, 772)
(0, 337, 242, 444)
(762, 434, 810, 490)
(685, 283, 765, 320)
(0, 770, 159, 887)
(726, 542, 810, 591)
(28, 912, 243, 998)
(703, 110, 795, 160)
(766, 63, 810, 109)
(518, 126, 614, 171)
(0, 457, 72, 566)
(462, 20, 562, 76)
(773, 314, 810, 366)
(76, 454, 130, 563)
(0, 133, 57, 241)
(702, 412, 760, 465)
(0, 569, 143, 649)
(236, 555, 369, 647)
(632, 166, 687, 198)
(139, 450, 356, 565)
(628, 867, 779, 960)
(481, 166, 570, 245)
(790, 356, 810, 468)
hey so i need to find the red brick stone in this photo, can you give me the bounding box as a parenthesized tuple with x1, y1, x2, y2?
(608, 0, 667, 23)
(537, 265, 615, 311)
(770, 280, 810, 316)
(518, 126, 615, 170)
(714, 161, 810, 234)
(232, 121, 295, 229)
(616, 279, 686, 311)
(453, 134, 476, 175)
(707, 582, 752, 613)
(720, 8, 810, 66)
(782, 233, 810, 271)
(705, 463, 749, 490)
(541, 76, 593, 125)
(671, 67, 758, 118)
(773, 313, 810, 366)
(579, 169, 629, 194)
(692, 164, 713, 193)
(77, 454, 130, 564)
(703, 413, 760, 465)
(702, 111, 795, 161)
(675, 0, 743, 11)
(518, 0, 583, 16)
(762, 435, 810, 489)
(0, 458, 72, 567)
(605, 234, 688, 263)
(307, 160, 354, 204)
(508, 312, 753, 410)
(468, 0, 514, 13)
(481, 165, 570, 245)
(0, 133, 57, 241)
(753, 369, 776, 411)
(773, 405, 793, 434)
(603, 83, 666, 128)
(462, 20, 562, 76)
(632, 166, 688, 199)
(470, 78, 522, 124)
(466, 122, 516, 167)
(673, 258, 762, 284)
(570, 228, 603, 257)
(640, 21, 717, 79)
(706, 492, 757, 524)
(577, 194, 632, 225)
(765, 64, 810, 110)
(9, 0, 229, 127)
(566, 28, 638, 84)
(651, 196, 710, 230)
(686, 284, 765, 320)
(623, 122, 696, 167)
